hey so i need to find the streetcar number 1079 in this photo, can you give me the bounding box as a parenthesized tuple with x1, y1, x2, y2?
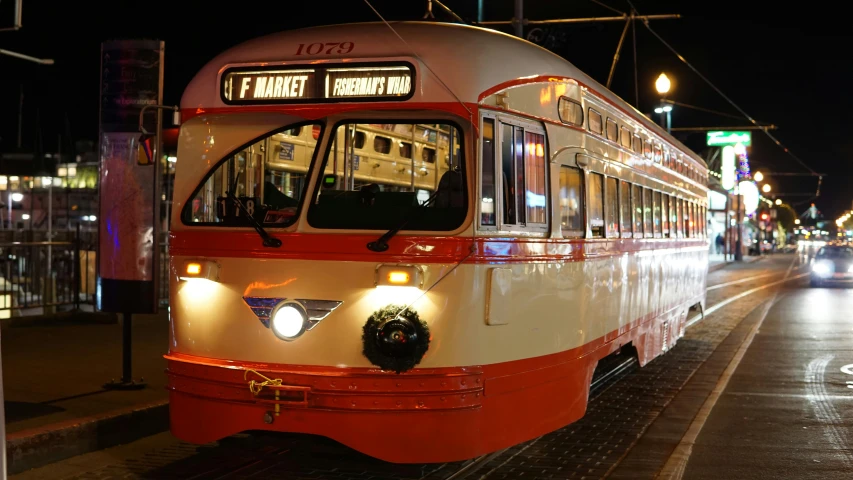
(295, 42, 355, 56)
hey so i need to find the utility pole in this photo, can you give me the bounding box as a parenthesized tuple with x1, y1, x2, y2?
(512, 0, 523, 37)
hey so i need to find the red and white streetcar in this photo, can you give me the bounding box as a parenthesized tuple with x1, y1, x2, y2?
(166, 21, 709, 463)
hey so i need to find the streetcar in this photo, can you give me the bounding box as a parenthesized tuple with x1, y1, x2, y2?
(166, 21, 709, 463)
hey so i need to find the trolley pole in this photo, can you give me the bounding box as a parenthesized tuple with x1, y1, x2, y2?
(734, 189, 743, 261)
(512, 0, 523, 37)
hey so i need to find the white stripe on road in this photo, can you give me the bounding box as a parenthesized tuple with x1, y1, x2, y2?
(687, 272, 808, 329)
(706, 272, 777, 291)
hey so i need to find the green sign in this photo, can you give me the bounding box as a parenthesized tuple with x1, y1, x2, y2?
(706, 131, 751, 147)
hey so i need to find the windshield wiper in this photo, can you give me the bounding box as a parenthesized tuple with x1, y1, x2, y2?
(227, 175, 282, 248)
(366, 181, 448, 253)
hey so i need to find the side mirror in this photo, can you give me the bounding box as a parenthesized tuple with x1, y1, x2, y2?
(138, 133, 155, 165)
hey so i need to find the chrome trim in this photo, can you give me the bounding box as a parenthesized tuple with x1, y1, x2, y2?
(243, 296, 342, 330)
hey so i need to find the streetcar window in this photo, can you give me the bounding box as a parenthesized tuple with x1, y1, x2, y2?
(497, 122, 548, 230)
(632, 134, 642, 154)
(588, 109, 603, 135)
(620, 127, 632, 149)
(559, 166, 584, 237)
(557, 97, 584, 126)
(422, 147, 436, 163)
(643, 188, 653, 237)
(605, 177, 619, 238)
(619, 181, 633, 237)
(670, 196, 679, 238)
(183, 122, 322, 227)
(589, 172, 605, 238)
(653, 144, 662, 163)
(374, 135, 392, 154)
(663, 151, 671, 168)
(524, 131, 548, 224)
(605, 118, 619, 142)
(354, 131, 366, 149)
(676, 198, 684, 237)
(307, 122, 466, 231)
(481, 118, 497, 226)
(686, 201, 693, 238)
(643, 140, 652, 159)
(661, 193, 669, 237)
(400, 141, 413, 158)
(653, 191, 662, 238)
(632, 184, 643, 236)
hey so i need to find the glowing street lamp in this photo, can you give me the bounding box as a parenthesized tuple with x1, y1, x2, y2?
(775, 199, 782, 206)
(794, 219, 801, 225)
(753, 171, 764, 182)
(654, 73, 673, 134)
(762, 184, 771, 193)
(655, 73, 672, 95)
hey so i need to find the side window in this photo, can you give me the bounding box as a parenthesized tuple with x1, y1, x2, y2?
(422, 147, 436, 163)
(677, 198, 684, 237)
(498, 121, 548, 229)
(559, 166, 584, 237)
(670, 196, 678, 238)
(652, 191, 661, 237)
(663, 151, 671, 169)
(588, 109, 603, 135)
(632, 134, 642, 154)
(605, 118, 619, 142)
(620, 127, 632, 149)
(558, 97, 584, 126)
(661, 193, 669, 237)
(605, 177, 620, 238)
(374, 135, 391, 154)
(643, 140, 652, 159)
(353, 131, 366, 149)
(523, 131, 547, 224)
(480, 118, 497, 226)
(400, 141, 412, 158)
(643, 187, 653, 237)
(653, 144, 662, 163)
(589, 172, 605, 238)
(632, 184, 643, 236)
(619, 180, 633, 238)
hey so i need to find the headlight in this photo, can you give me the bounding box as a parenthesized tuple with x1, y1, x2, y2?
(812, 261, 832, 276)
(270, 301, 308, 340)
(848, 265, 853, 273)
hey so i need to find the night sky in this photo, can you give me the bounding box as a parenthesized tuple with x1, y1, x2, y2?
(1, 0, 851, 218)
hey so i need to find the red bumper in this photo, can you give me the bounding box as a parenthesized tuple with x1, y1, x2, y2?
(165, 351, 595, 463)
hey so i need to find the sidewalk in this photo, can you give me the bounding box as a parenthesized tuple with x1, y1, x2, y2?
(709, 252, 763, 272)
(2, 310, 170, 474)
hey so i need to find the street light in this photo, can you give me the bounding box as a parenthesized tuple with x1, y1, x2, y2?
(654, 73, 673, 134)
(775, 199, 782, 206)
(753, 171, 764, 182)
(762, 184, 771, 193)
(795, 219, 801, 225)
(655, 73, 671, 95)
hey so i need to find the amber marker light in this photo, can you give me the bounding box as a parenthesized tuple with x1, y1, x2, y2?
(375, 264, 423, 289)
(179, 259, 220, 282)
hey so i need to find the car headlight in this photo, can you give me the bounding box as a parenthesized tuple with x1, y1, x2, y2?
(812, 261, 832, 276)
(270, 301, 308, 340)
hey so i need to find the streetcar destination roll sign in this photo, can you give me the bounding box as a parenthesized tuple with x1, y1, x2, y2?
(221, 63, 414, 104)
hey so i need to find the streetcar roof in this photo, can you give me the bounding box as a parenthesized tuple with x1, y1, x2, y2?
(182, 21, 706, 169)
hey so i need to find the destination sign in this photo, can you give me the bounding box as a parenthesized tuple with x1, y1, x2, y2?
(221, 63, 414, 104)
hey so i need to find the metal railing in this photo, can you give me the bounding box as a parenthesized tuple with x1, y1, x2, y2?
(0, 226, 97, 315)
(0, 228, 170, 316)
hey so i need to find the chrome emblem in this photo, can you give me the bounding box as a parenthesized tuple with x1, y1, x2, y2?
(243, 297, 343, 330)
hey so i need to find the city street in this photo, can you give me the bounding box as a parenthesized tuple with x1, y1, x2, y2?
(11, 255, 851, 479)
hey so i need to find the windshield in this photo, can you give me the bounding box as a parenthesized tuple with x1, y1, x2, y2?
(817, 246, 853, 259)
(306, 122, 466, 231)
(184, 123, 323, 227)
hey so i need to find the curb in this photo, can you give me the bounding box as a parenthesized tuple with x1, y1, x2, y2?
(1, 310, 118, 329)
(7, 400, 169, 475)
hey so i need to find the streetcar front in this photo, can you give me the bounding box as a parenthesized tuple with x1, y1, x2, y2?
(166, 47, 488, 462)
